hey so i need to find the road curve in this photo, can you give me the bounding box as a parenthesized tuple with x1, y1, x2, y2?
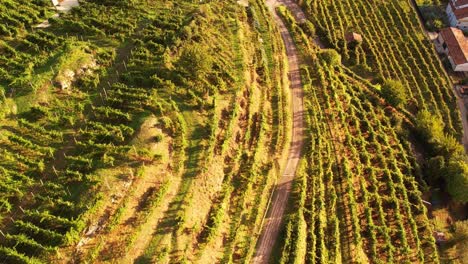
(253, 0, 305, 263)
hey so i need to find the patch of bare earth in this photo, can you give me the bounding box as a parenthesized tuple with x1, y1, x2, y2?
(94, 163, 171, 262)
(119, 174, 181, 263)
(51, 117, 174, 263)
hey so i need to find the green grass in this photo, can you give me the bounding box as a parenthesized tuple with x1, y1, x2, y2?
(0, 1, 290, 263)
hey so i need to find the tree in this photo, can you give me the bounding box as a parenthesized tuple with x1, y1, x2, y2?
(381, 79, 408, 107)
(318, 49, 341, 66)
(176, 43, 213, 81)
(433, 19, 444, 30)
(446, 156, 468, 203)
(425, 155, 445, 183)
(301, 21, 315, 36)
(437, 134, 465, 157)
(415, 110, 445, 145)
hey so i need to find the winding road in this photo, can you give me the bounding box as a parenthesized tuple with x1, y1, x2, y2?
(253, 0, 306, 262)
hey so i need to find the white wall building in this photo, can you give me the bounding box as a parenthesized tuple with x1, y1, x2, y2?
(437, 27, 468, 71)
(447, 0, 468, 30)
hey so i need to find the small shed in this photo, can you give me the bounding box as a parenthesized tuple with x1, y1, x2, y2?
(345, 32, 363, 43)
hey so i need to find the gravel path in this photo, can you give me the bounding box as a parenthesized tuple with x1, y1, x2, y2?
(253, 0, 305, 262)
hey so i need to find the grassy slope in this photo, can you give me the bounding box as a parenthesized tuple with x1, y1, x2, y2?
(0, 0, 289, 263)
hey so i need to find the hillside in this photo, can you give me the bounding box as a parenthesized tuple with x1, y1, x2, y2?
(274, 0, 467, 263)
(0, 0, 467, 263)
(0, 0, 289, 262)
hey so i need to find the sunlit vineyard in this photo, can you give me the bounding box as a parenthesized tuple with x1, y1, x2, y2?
(274, 3, 443, 264)
(0, 0, 52, 38)
(0, 0, 289, 263)
(278, 60, 439, 263)
(1, 0, 465, 263)
(299, 0, 461, 135)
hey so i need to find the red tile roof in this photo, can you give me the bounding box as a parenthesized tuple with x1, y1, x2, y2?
(450, 1, 468, 19)
(345, 32, 362, 43)
(440, 27, 468, 66)
(452, 0, 468, 8)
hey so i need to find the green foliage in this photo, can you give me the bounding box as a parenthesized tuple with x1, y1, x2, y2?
(415, 110, 445, 145)
(5, 233, 55, 255)
(445, 157, 468, 203)
(425, 155, 445, 183)
(176, 43, 213, 81)
(317, 49, 341, 66)
(0, 246, 43, 264)
(381, 79, 408, 107)
(414, 110, 467, 201)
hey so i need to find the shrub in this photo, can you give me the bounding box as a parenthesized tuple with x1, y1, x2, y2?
(425, 155, 445, 183)
(300, 21, 316, 36)
(446, 156, 468, 203)
(176, 43, 213, 80)
(415, 110, 445, 145)
(381, 79, 408, 107)
(318, 49, 341, 66)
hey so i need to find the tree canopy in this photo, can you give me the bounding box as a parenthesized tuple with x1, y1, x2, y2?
(381, 79, 408, 107)
(318, 49, 341, 66)
(177, 43, 213, 81)
(446, 156, 468, 203)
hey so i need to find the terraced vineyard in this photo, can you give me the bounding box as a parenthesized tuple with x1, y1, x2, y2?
(0, 0, 52, 38)
(299, 0, 461, 134)
(278, 60, 439, 263)
(1, 0, 466, 263)
(0, 0, 289, 263)
(272, 2, 452, 264)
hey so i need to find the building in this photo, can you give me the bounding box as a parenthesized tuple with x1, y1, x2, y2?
(447, 0, 468, 30)
(344, 32, 363, 44)
(436, 27, 468, 71)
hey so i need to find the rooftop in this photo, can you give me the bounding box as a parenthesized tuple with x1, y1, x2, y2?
(450, 0, 468, 20)
(345, 32, 363, 43)
(452, 0, 468, 8)
(440, 27, 468, 65)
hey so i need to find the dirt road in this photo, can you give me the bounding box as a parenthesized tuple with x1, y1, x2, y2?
(253, 0, 305, 262)
(456, 96, 468, 152)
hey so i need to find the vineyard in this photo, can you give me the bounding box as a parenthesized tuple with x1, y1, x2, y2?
(0, 0, 52, 38)
(0, 0, 291, 263)
(278, 58, 439, 263)
(299, 0, 461, 135)
(272, 0, 462, 263)
(0, 0, 466, 263)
